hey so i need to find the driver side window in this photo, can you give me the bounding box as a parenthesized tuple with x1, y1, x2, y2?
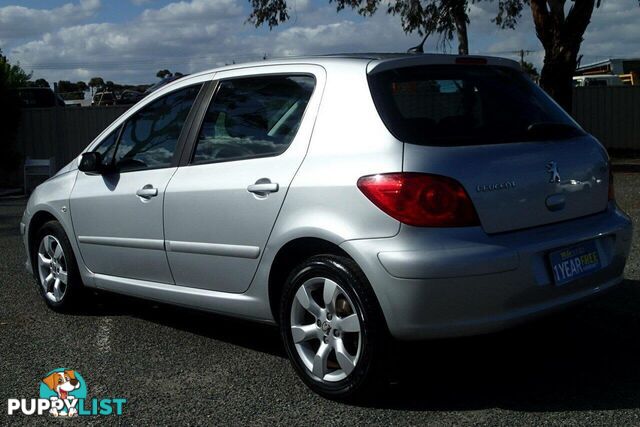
(93, 127, 120, 168)
(114, 84, 202, 172)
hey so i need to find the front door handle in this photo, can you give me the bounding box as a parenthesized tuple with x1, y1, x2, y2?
(136, 185, 158, 199)
(247, 179, 279, 197)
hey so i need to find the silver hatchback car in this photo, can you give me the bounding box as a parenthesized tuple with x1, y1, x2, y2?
(21, 53, 632, 399)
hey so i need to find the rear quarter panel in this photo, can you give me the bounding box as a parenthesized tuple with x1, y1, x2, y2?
(249, 60, 403, 299)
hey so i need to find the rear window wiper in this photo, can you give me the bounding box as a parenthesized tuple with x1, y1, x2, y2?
(525, 122, 583, 139)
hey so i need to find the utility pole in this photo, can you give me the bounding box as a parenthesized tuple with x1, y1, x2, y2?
(513, 49, 534, 66)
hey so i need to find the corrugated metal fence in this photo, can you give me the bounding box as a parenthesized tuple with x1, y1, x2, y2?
(15, 106, 129, 170)
(11, 86, 640, 177)
(572, 86, 640, 151)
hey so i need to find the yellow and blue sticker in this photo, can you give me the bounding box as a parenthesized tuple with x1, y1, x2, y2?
(550, 240, 601, 286)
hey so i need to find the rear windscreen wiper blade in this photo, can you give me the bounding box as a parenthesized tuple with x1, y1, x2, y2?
(526, 122, 583, 139)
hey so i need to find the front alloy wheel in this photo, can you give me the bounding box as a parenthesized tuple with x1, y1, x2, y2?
(37, 235, 69, 303)
(280, 255, 387, 399)
(33, 220, 83, 311)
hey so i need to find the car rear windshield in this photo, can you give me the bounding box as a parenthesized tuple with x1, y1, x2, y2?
(368, 65, 584, 146)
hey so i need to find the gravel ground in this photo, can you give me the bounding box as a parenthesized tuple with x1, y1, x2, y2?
(1, 174, 640, 425)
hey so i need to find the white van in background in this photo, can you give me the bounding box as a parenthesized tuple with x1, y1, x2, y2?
(573, 74, 624, 87)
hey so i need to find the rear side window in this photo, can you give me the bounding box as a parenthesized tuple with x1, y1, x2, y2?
(368, 65, 583, 146)
(115, 84, 202, 172)
(192, 75, 315, 164)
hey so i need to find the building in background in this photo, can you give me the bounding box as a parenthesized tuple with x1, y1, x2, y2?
(575, 58, 640, 85)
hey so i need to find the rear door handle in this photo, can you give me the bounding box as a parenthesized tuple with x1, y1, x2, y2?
(247, 179, 279, 196)
(136, 185, 158, 199)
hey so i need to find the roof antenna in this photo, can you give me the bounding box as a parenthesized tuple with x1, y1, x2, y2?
(407, 30, 431, 54)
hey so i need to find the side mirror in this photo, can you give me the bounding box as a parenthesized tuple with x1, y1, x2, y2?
(78, 152, 103, 174)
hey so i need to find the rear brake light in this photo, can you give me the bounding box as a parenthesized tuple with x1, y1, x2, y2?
(455, 57, 487, 65)
(357, 173, 480, 227)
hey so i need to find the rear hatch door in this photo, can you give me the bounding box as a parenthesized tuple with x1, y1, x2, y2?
(403, 139, 609, 234)
(367, 60, 609, 233)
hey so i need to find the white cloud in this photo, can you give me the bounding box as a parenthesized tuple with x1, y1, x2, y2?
(140, 0, 242, 22)
(0, 0, 100, 40)
(3, 0, 639, 85)
(581, 2, 640, 64)
(467, 1, 640, 69)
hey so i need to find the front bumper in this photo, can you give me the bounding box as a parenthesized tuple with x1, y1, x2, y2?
(20, 210, 34, 276)
(341, 204, 633, 340)
(21, 221, 33, 275)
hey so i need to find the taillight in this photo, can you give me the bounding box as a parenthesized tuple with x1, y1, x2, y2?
(357, 173, 480, 227)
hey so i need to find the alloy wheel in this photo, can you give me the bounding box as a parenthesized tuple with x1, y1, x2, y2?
(290, 277, 363, 382)
(37, 235, 68, 303)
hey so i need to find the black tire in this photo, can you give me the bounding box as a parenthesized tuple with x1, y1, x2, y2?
(279, 254, 388, 400)
(32, 220, 84, 312)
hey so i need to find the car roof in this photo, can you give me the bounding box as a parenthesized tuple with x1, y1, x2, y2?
(185, 52, 521, 78)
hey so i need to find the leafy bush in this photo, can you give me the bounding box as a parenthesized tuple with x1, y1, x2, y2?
(0, 50, 28, 185)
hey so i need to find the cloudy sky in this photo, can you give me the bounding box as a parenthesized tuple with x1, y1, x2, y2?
(0, 0, 638, 85)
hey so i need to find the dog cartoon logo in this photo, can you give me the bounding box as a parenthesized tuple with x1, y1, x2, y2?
(7, 368, 126, 416)
(39, 369, 87, 417)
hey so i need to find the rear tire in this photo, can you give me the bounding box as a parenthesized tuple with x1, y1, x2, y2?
(32, 220, 84, 312)
(279, 254, 388, 400)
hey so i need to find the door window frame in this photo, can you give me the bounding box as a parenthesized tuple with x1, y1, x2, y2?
(179, 71, 318, 167)
(83, 80, 212, 174)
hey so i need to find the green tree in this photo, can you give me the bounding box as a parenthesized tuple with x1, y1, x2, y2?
(29, 78, 50, 88)
(57, 80, 86, 100)
(249, 0, 471, 54)
(521, 60, 539, 78)
(76, 81, 88, 93)
(156, 69, 172, 79)
(88, 77, 105, 96)
(0, 50, 25, 183)
(0, 51, 31, 88)
(57, 80, 77, 93)
(492, 0, 639, 110)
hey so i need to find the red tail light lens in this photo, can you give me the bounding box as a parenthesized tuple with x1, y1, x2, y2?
(357, 173, 480, 227)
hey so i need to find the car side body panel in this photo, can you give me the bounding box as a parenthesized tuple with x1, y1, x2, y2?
(21, 54, 634, 339)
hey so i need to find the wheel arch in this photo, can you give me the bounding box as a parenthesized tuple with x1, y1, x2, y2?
(267, 237, 353, 322)
(26, 205, 83, 278)
(27, 209, 60, 269)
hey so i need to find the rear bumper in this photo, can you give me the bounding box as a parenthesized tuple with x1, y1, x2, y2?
(341, 204, 633, 340)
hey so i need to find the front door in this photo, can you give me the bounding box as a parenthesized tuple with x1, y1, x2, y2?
(70, 83, 203, 283)
(164, 67, 323, 293)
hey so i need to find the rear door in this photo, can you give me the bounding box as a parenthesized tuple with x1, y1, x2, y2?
(368, 63, 609, 234)
(164, 65, 324, 293)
